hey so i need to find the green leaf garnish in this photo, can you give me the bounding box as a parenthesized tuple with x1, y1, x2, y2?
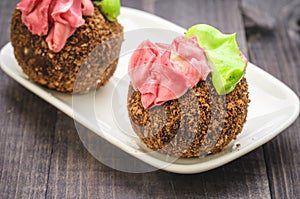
(94, 0, 120, 21)
(186, 24, 247, 95)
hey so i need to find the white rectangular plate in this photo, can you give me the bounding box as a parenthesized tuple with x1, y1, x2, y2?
(1, 7, 299, 174)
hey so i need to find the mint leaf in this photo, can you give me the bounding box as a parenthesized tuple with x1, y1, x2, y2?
(186, 24, 246, 95)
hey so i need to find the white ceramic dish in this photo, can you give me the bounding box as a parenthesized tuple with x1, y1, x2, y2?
(1, 7, 299, 174)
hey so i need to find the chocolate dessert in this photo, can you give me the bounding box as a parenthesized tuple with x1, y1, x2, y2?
(11, 0, 123, 93)
(127, 24, 250, 158)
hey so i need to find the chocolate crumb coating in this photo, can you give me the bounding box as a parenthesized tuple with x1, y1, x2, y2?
(10, 7, 123, 93)
(127, 76, 250, 158)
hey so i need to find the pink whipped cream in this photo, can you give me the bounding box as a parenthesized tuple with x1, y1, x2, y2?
(17, 0, 94, 52)
(129, 36, 211, 110)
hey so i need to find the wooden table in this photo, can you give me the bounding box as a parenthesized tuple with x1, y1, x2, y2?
(1, 0, 299, 198)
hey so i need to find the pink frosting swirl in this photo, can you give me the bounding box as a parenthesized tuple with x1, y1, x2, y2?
(129, 36, 211, 110)
(17, 0, 94, 52)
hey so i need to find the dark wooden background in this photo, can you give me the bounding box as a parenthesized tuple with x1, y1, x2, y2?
(1, 0, 300, 198)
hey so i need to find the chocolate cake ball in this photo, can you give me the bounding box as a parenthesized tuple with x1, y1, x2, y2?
(127, 76, 250, 158)
(10, 7, 123, 93)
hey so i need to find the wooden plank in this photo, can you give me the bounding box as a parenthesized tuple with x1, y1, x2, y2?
(103, 151, 270, 199)
(0, 2, 55, 198)
(0, 78, 57, 198)
(244, 0, 300, 197)
(45, 112, 116, 199)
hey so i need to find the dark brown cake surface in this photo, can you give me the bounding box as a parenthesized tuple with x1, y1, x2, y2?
(10, 7, 123, 93)
(127, 76, 250, 158)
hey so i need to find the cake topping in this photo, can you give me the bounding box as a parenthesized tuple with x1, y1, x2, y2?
(129, 36, 211, 109)
(17, 0, 94, 52)
(17, 0, 52, 36)
(186, 24, 248, 95)
(47, 0, 95, 52)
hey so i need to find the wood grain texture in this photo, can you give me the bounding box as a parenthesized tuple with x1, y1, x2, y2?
(0, 2, 57, 198)
(244, 0, 300, 198)
(0, 0, 299, 198)
(0, 78, 57, 198)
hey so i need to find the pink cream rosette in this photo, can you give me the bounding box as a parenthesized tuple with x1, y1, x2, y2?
(17, 0, 94, 52)
(129, 36, 211, 109)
